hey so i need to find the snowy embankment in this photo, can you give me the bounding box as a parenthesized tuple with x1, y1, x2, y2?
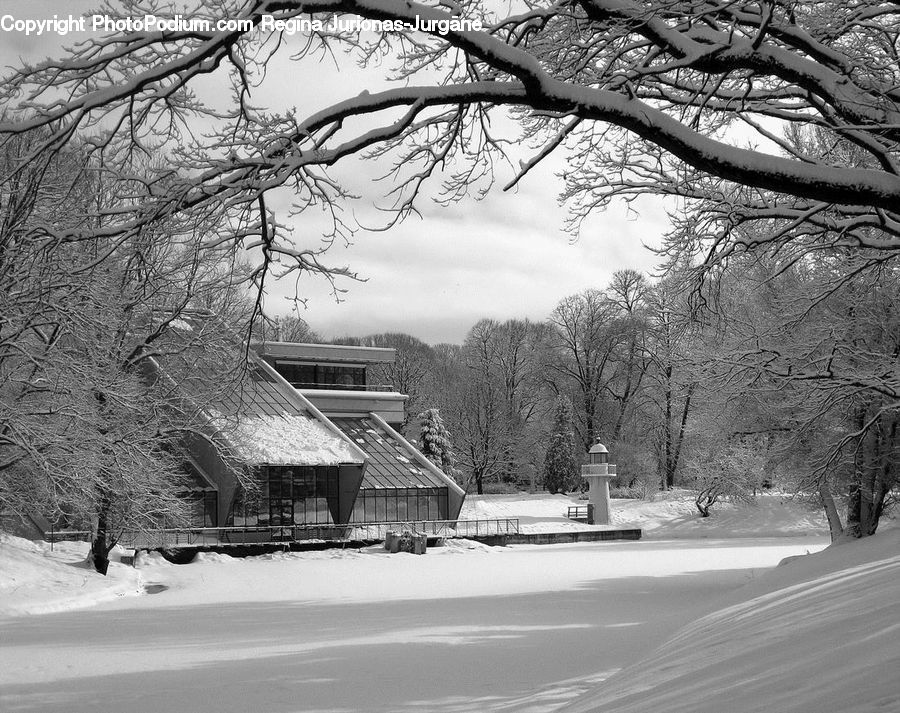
(0, 492, 827, 618)
(1, 535, 826, 713)
(1, 494, 897, 712)
(0, 534, 142, 616)
(460, 490, 829, 538)
(561, 528, 900, 713)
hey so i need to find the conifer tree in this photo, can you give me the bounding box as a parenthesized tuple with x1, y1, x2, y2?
(417, 408, 459, 481)
(543, 396, 580, 494)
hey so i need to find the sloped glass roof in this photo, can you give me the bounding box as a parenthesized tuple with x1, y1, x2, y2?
(214, 366, 300, 417)
(331, 417, 447, 489)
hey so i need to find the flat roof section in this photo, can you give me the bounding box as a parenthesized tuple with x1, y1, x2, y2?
(331, 417, 448, 489)
(254, 342, 396, 365)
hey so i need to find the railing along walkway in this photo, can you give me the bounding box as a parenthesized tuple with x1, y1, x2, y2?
(348, 518, 519, 541)
(106, 518, 520, 549)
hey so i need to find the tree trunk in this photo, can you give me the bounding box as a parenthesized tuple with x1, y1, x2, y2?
(818, 478, 844, 542)
(669, 383, 694, 487)
(91, 488, 113, 575)
(663, 366, 674, 489)
(583, 392, 595, 451)
(846, 418, 889, 539)
(695, 490, 712, 517)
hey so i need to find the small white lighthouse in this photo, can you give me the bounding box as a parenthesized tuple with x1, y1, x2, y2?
(581, 440, 617, 525)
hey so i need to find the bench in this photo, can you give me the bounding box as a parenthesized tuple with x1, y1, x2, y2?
(566, 505, 593, 523)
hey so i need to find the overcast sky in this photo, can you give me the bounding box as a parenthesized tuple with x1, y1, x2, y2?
(1, 1, 670, 344)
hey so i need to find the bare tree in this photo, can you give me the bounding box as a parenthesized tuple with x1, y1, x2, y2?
(361, 333, 435, 429)
(0, 0, 897, 294)
(697, 249, 900, 540)
(644, 277, 701, 489)
(0, 133, 250, 572)
(275, 315, 321, 343)
(546, 290, 620, 449)
(605, 270, 652, 441)
(4, 0, 900, 545)
(683, 440, 764, 518)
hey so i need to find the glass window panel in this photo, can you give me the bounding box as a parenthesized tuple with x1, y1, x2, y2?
(385, 493, 398, 522)
(299, 364, 316, 386)
(315, 497, 331, 524)
(299, 497, 309, 524)
(427, 495, 439, 520)
(350, 498, 363, 523)
(293, 469, 314, 498)
(238, 493, 260, 527)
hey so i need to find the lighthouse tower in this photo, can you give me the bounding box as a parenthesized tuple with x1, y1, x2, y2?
(581, 440, 617, 525)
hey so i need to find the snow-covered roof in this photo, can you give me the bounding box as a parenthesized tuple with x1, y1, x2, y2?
(213, 412, 361, 466)
(146, 311, 367, 467)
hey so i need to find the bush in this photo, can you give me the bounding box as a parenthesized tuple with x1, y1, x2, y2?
(682, 441, 764, 517)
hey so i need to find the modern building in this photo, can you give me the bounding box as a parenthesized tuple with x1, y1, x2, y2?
(3, 315, 465, 542)
(175, 333, 465, 533)
(253, 341, 465, 524)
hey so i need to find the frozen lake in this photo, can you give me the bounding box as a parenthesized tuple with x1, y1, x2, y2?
(0, 537, 828, 713)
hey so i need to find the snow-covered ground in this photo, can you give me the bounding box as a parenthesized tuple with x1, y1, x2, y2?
(1, 494, 896, 713)
(460, 490, 829, 537)
(0, 535, 142, 616)
(561, 528, 900, 713)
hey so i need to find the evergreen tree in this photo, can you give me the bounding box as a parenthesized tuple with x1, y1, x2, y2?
(543, 396, 580, 494)
(417, 408, 460, 481)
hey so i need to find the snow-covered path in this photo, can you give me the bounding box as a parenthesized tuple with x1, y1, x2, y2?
(0, 537, 826, 713)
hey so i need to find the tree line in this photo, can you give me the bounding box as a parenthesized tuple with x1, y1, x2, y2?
(334, 254, 899, 542)
(3, 0, 899, 564)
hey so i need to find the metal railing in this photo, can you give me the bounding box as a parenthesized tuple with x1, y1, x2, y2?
(347, 518, 519, 540)
(581, 463, 617, 476)
(43, 529, 92, 547)
(116, 524, 353, 549)
(293, 383, 396, 392)
(115, 518, 520, 549)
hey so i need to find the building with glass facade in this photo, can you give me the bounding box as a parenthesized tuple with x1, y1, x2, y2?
(254, 341, 466, 524)
(179, 338, 465, 532)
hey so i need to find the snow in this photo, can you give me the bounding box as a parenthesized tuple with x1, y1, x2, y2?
(560, 528, 900, 713)
(460, 490, 828, 537)
(1, 494, 896, 713)
(0, 533, 142, 616)
(1, 535, 825, 712)
(215, 412, 361, 465)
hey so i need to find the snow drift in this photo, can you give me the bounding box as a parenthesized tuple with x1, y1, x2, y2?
(560, 528, 900, 713)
